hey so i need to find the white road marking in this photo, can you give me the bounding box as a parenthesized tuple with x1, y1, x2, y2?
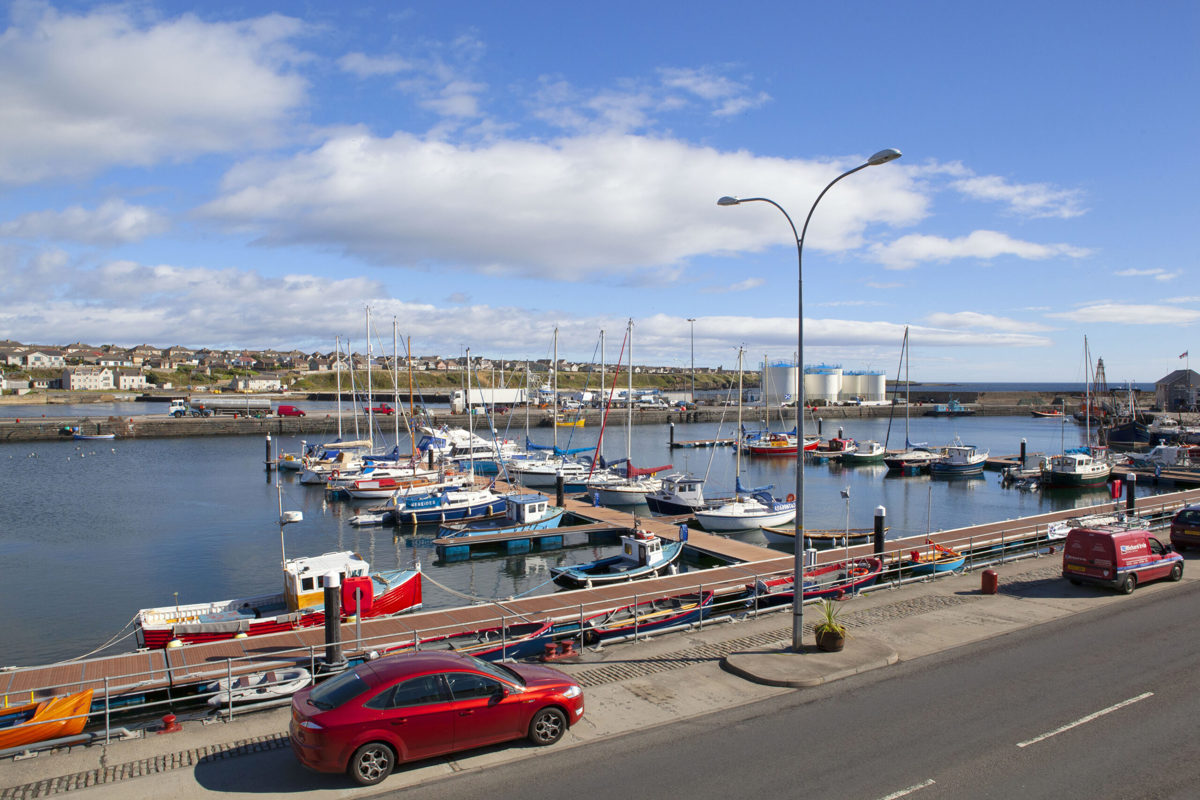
(875, 779, 936, 799)
(1017, 692, 1154, 748)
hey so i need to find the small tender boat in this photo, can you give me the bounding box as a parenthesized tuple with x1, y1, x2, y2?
(579, 591, 714, 642)
(136, 550, 421, 649)
(905, 542, 965, 574)
(205, 667, 311, 708)
(383, 620, 561, 662)
(1031, 409, 1064, 418)
(694, 486, 796, 532)
(73, 432, 115, 440)
(746, 557, 883, 605)
(0, 689, 94, 749)
(760, 526, 880, 546)
(550, 528, 684, 588)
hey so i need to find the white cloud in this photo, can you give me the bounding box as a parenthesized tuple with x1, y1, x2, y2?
(870, 230, 1091, 270)
(1047, 303, 1200, 324)
(0, 3, 308, 184)
(1114, 267, 1181, 282)
(701, 277, 765, 294)
(201, 132, 927, 279)
(925, 311, 1053, 332)
(950, 173, 1086, 219)
(1165, 296, 1200, 304)
(0, 199, 169, 245)
(866, 281, 903, 289)
(658, 66, 770, 117)
(339, 52, 411, 77)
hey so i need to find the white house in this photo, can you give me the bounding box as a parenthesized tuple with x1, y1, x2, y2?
(228, 374, 283, 392)
(116, 370, 149, 391)
(62, 366, 114, 390)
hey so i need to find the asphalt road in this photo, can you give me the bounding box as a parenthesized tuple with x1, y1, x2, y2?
(381, 579, 1200, 800)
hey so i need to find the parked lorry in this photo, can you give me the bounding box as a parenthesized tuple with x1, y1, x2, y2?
(168, 399, 211, 417)
(176, 396, 272, 417)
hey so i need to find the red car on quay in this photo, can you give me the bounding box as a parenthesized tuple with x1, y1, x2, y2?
(290, 651, 585, 786)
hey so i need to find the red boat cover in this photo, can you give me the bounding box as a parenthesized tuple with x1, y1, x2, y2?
(626, 462, 672, 477)
(341, 576, 375, 615)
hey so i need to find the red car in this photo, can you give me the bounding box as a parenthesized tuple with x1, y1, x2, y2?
(289, 651, 584, 786)
(276, 405, 306, 417)
(368, 404, 395, 415)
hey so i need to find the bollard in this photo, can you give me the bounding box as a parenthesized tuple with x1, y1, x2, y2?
(1125, 473, 1136, 513)
(556, 473, 565, 508)
(320, 571, 347, 674)
(982, 569, 999, 594)
(873, 505, 886, 556)
(669, 421, 675, 446)
(158, 714, 183, 734)
(265, 433, 273, 470)
(428, 449, 435, 469)
(1019, 438, 1027, 467)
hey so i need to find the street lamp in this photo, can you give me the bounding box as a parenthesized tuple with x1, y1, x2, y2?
(687, 318, 697, 403)
(719, 147, 901, 652)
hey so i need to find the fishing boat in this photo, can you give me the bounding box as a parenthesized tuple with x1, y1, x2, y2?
(905, 542, 965, 574)
(1031, 408, 1064, 418)
(437, 493, 564, 538)
(73, 432, 115, 440)
(923, 399, 975, 417)
(745, 557, 883, 606)
(928, 439, 988, 477)
(549, 528, 684, 588)
(555, 412, 585, 427)
(579, 591, 714, 642)
(840, 440, 886, 465)
(204, 667, 311, 708)
(644, 473, 721, 515)
(1040, 448, 1113, 488)
(387, 487, 508, 525)
(0, 689, 94, 749)
(135, 550, 422, 649)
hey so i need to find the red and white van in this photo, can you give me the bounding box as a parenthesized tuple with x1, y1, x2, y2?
(1062, 526, 1183, 594)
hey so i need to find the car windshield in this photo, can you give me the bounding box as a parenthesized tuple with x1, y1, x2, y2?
(308, 670, 370, 710)
(462, 654, 526, 688)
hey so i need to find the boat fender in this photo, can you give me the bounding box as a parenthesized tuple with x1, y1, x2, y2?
(911, 550, 922, 563)
(786, 493, 795, 502)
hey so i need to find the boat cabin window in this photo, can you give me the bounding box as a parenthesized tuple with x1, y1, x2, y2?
(301, 576, 316, 592)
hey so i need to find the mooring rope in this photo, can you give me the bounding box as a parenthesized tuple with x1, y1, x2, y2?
(65, 614, 140, 661)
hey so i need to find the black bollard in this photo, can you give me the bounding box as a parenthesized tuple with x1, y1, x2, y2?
(669, 422, 675, 447)
(427, 448, 434, 469)
(817, 418, 823, 436)
(838, 426, 844, 440)
(265, 433, 273, 471)
(874, 505, 886, 556)
(321, 572, 347, 674)
(556, 473, 565, 508)
(1125, 473, 1136, 513)
(1019, 438, 1027, 467)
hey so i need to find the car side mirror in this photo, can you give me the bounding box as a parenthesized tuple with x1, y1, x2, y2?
(492, 685, 509, 702)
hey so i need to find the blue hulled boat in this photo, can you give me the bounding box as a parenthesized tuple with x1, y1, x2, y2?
(550, 529, 684, 588)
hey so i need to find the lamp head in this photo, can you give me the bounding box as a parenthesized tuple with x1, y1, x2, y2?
(866, 148, 902, 166)
(717, 196, 741, 206)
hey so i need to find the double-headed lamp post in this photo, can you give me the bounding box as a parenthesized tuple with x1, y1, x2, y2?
(719, 147, 901, 652)
(687, 318, 697, 403)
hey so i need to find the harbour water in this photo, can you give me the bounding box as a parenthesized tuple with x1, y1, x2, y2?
(0, 409, 1160, 668)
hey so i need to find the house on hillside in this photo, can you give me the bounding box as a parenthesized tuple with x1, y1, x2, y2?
(62, 366, 114, 390)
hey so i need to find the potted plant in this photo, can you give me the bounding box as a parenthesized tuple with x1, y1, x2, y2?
(813, 598, 846, 652)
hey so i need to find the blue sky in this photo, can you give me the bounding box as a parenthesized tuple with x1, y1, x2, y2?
(1, 0, 1197, 382)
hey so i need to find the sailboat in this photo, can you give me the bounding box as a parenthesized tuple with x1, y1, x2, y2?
(694, 349, 796, 532)
(882, 327, 942, 473)
(1041, 336, 1114, 488)
(587, 319, 671, 505)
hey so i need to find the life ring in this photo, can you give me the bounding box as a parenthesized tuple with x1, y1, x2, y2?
(331, 469, 340, 479)
(849, 566, 868, 577)
(786, 493, 795, 503)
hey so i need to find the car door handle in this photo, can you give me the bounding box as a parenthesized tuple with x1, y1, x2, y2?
(458, 710, 474, 716)
(391, 719, 407, 725)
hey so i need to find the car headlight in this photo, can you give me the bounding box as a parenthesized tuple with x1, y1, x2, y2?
(562, 685, 582, 699)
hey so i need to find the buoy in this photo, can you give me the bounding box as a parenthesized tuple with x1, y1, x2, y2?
(166, 638, 183, 649)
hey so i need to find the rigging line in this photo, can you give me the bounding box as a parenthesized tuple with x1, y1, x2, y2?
(64, 615, 139, 662)
(419, 571, 538, 622)
(702, 375, 738, 483)
(589, 326, 630, 479)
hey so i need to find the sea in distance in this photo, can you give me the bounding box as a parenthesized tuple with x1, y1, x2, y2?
(0, 403, 1168, 667)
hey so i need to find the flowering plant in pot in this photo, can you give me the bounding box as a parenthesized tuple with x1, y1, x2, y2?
(813, 598, 846, 652)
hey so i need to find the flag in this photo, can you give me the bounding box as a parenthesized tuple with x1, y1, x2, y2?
(1181, 351, 1189, 359)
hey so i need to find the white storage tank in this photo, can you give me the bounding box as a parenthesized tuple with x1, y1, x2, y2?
(804, 364, 842, 404)
(762, 361, 799, 405)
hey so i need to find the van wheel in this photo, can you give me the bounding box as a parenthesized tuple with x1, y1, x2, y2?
(1119, 574, 1137, 594)
(1169, 562, 1183, 582)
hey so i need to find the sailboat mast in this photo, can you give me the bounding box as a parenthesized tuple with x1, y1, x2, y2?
(392, 318, 400, 450)
(904, 327, 910, 446)
(365, 307, 374, 450)
(627, 319, 633, 462)
(552, 327, 559, 453)
(735, 348, 744, 496)
(335, 335, 343, 440)
(466, 347, 474, 476)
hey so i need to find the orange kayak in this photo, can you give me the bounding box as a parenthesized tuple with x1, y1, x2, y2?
(0, 688, 93, 749)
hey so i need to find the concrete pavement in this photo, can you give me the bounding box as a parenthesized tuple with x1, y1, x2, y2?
(3, 549, 1193, 799)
